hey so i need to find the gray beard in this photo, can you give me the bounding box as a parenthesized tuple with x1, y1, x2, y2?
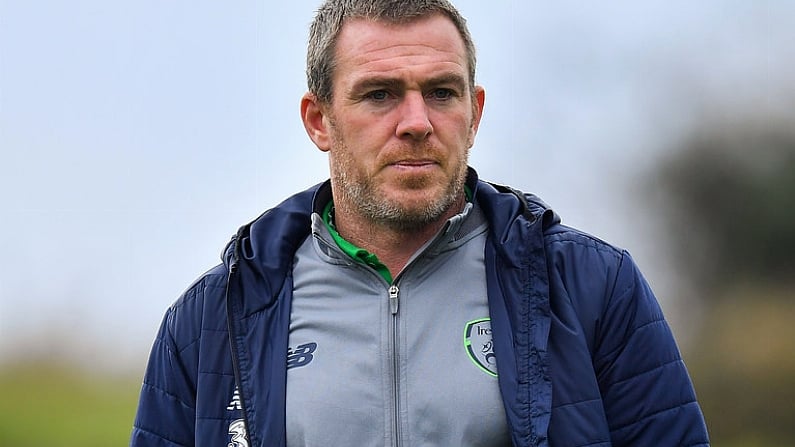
(333, 164, 467, 233)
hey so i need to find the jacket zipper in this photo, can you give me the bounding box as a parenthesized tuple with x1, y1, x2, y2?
(388, 283, 402, 447)
(225, 254, 253, 446)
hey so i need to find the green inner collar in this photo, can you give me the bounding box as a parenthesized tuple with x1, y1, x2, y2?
(320, 186, 472, 285)
(322, 201, 393, 284)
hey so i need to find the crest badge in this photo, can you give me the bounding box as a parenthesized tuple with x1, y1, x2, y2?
(464, 318, 498, 377)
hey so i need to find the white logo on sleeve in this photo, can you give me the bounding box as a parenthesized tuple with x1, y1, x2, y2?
(227, 419, 249, 447)
(226, 387, 249, 447)
(226, 387, 242, 411)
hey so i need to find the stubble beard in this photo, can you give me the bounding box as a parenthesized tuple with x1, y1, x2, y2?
(330, 138, 469, 233)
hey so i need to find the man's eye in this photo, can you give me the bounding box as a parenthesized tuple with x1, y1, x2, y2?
(366, 90, 390, 101)
(430, 88, 454, 101)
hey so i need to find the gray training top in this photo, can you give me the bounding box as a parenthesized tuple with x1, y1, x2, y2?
(286, 200, 511, 446)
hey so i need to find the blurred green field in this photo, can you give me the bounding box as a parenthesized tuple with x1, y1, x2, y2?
(0, 362, 141, 446)
(685, 289, 795, 447)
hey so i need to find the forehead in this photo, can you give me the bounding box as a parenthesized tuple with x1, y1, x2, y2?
(333, 14, 468, 82)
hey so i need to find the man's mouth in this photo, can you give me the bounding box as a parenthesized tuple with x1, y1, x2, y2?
(390, 159, 438, 169)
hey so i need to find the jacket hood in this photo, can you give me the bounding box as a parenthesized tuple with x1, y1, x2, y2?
(474, 177, 561, 265)
(222, 182, 319, 316)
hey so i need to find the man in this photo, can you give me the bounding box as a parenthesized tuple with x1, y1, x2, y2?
(131, 0, 709, 446)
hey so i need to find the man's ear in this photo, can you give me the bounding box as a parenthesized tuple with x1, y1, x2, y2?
(300, 92, 332, 152)
(468, 86, 486, 148)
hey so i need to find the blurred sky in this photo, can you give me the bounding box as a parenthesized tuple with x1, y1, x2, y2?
(1, 0, 792, 374)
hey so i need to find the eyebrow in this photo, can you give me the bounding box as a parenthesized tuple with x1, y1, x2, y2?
(425, 73, 468, 91)
(350, 77, 404, 95)
(349, 72, 468, 95)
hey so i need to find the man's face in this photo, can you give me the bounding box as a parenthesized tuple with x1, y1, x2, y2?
(308, 14, 485, 231)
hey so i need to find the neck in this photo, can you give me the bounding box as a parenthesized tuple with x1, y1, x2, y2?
(333, 195, 466, 277)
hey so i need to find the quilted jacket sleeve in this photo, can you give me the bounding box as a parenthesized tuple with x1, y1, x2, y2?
(594, 250, 709, 446)
(130, 287, 204, 447)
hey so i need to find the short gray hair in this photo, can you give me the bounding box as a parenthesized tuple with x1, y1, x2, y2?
(306, 0, 477, 103)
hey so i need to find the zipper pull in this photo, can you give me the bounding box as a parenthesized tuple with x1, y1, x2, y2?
(388, 284, 400, 315)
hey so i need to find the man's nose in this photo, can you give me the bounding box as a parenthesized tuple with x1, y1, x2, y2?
(396, 92, 433, 141)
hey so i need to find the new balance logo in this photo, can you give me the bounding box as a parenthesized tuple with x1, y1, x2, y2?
(287, 342, 317, 369)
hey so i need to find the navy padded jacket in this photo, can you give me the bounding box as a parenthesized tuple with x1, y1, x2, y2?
(131, 171, 709, 446)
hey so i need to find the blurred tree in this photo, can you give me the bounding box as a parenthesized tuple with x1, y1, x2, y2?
(650, 110, 795, 446)
(654, 116, 795, 295)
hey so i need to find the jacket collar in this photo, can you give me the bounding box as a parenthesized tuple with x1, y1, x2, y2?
(222, 167, 560, 317)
